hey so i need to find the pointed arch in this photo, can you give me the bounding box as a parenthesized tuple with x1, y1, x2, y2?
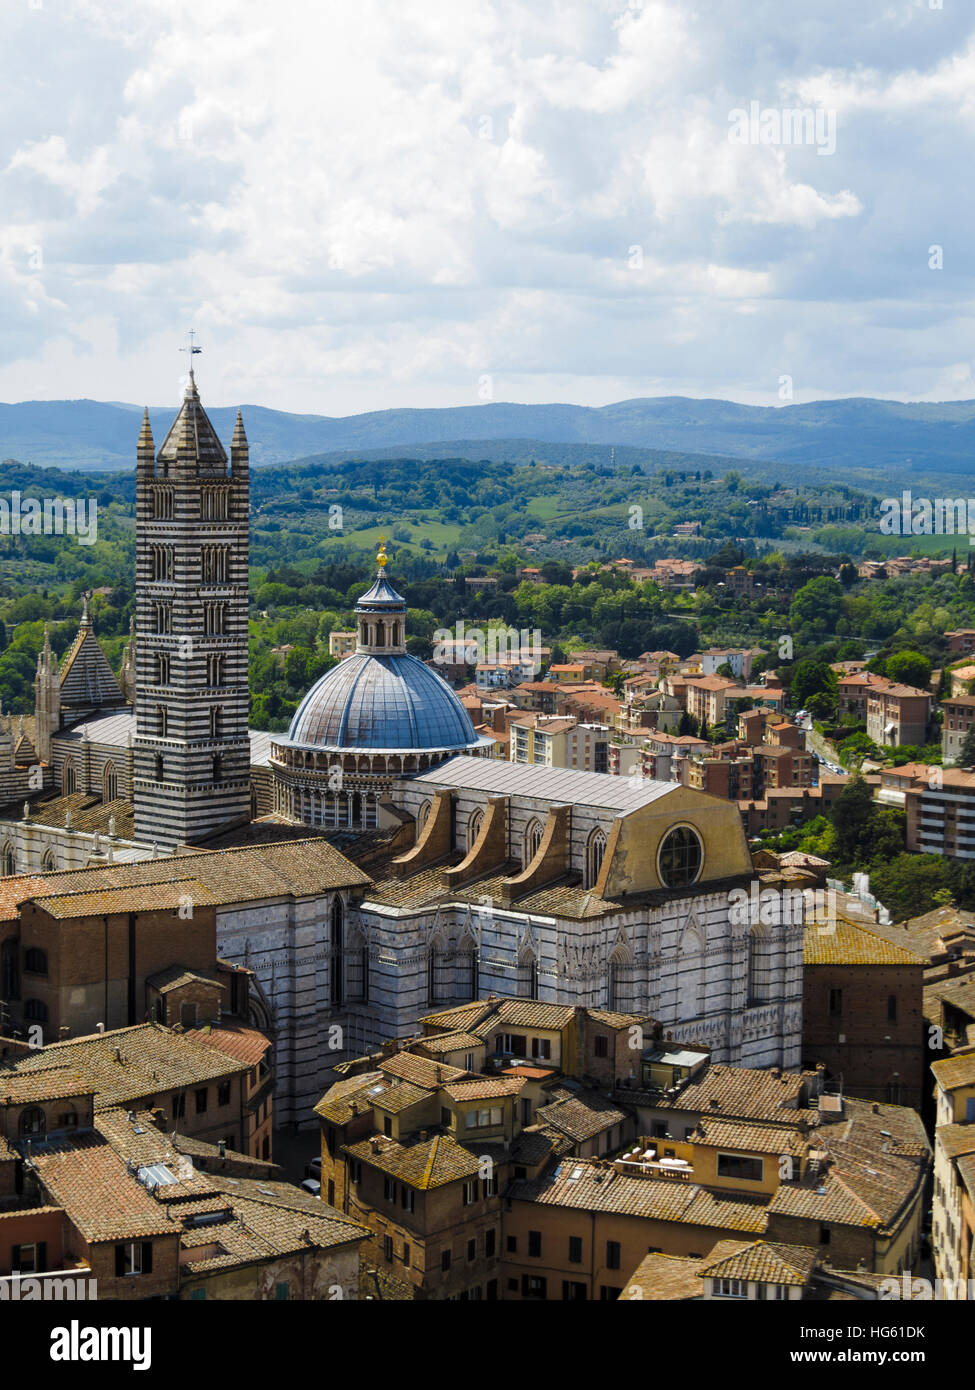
(517, 942, 538, 1000)
(1, 841, 14, 877)
(467, 808, 484, 853)
(747, 921, 774, 1006)
(41, 848, 57, 872)
(523, 818, 544, 867)
(62, 755, 76, 795)
(101, 760, 118, 803)
(584, 827, 607, 889)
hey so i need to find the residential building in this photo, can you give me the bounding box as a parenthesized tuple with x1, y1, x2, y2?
(943, 696, 975, 766)
(931, 1050, 975, 1295)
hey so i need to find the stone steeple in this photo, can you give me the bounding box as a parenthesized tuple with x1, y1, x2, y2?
(33, 624, 60, 763)
(133, 365, 251, 847)
(120, 617, 136, 704)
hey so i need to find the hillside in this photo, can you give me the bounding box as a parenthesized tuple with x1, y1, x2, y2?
(4, 395, 975, 486)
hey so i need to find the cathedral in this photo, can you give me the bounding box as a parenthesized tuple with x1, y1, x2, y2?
(0, 367, 805, 1125)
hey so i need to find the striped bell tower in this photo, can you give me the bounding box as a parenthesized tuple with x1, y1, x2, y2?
(132, 361, 251, 846)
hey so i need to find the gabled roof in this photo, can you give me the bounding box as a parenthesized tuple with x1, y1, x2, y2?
(58, 602, 124, 710)
(699, 1239, 817, 1286)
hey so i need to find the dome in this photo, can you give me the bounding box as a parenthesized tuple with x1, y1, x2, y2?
(286, 651, 485, 753)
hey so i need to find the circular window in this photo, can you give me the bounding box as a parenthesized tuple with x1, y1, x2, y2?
(658, 825, 703, 888)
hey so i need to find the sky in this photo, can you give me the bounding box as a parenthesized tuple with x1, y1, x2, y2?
(1, 0, 974, 415)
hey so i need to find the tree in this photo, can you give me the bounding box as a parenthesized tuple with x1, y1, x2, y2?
(885, 650, 931, 692)
(678, 711, 699, 737)
(789, 576, 844, 641)
(715, 662, 735, 679)
(957, 724, 975, 769)
(791, 658, 835, 706)
(838, 562, 858, 589)
(831, 774, 875, 866)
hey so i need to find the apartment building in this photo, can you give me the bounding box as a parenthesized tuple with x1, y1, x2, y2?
(943, 695, 975, 766)
(931, 1050, 975, 1295)
(684, 676, 740, 728)
(866, 680, 931, 749)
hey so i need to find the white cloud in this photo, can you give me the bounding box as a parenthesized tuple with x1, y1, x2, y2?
(0, 0, 972, 411)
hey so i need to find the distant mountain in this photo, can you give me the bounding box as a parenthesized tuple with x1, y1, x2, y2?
(4, 394, 975, 484)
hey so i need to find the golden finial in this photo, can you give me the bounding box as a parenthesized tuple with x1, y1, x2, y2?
(377, 536, 388, 569)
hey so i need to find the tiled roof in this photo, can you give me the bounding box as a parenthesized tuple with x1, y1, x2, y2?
(413, 1031, 484, 1055)
(621, 1246, 747, 1300)
(586, 1009, 652, 1030)
(931, 1051, 975, 1091)
(510, 1161, 768, 1233)
(691, 1119, 807, 1157)
(475, 999, 576, 1032)
(535, 1090, 626, 1143)
(30, 1134, 178, 1242)
(699, 1240, 818, 1286)
(419, 1002, 496, 1034)
(34, 879, 218, 918)
(313, 1072, 385, 1124)
(343, 1133, 481, 1190)
(13, 1022, 249, 1107)
(442, 1077, 525, 1102)
(4, 839, 370, 911)
(768, 1098, 929, 1232)
(146, 965, 221, 995)
(378, 1052, 468, 1089)
(371, 1080, 433, 1114)
(936, 1124, 975, 1161)
(188, 1024, 272, 1068)
(804, 918, 926, 967)
(0, 1066, 95, 1105)
(656, 1063, 809, 1121)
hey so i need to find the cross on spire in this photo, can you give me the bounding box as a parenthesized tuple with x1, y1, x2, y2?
(180, 329, 202, 384)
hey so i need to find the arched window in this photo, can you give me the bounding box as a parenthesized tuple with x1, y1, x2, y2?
(102, 762, 118, 803)
(517, 946, 538, 1000)
(428, 935, 451, 1005)
(346, 928, 369, 1003)
(62, 756, 76, 795)
(375, 619, 385, 646)
(417, 800, 432, 830)
(24, 948, 47, 976)
(19, 1107, 46, 1138)
(676, 921, 705, 1021)
(1, 842, 14, 877)
(154, 754, 164, 782)
(330, 897, 344, 1006)
(467, 809, 484, 852)
(40, 849, 56, 872)
(523, 819, 544, 866)
(585, 828, 607, 889)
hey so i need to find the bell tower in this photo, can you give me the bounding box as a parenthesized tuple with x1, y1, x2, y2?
(132, 353, 251, 847)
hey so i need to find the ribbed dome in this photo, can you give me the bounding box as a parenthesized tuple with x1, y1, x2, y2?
(286, 651, 484, 753)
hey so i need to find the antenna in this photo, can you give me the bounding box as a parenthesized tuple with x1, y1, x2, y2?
(180, 329, 203, 382)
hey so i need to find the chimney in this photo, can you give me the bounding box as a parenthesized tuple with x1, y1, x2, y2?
(370, 1137, 381, 1153)
(419, 1130, 428, 1141)
(218, 1140, 226, 1158)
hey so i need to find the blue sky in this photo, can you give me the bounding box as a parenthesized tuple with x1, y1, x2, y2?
(1, 0, 973, 414)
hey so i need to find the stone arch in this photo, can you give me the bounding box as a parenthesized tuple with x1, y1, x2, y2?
(102, 761, 118, 803)
(467, 808, 484, 852)
(517, 942, 538, 999)
(40, 848, 57, 872)
(62, 755, 77, 795)
(523, 818, 544, 867)
(584, 827, 607, 889)
(1, 841, 14, 877)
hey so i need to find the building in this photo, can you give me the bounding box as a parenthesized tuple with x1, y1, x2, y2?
(931, 1050, 975, 1295)
(0, 1089, 366, 1301)
(683, 676, 740, 729)
(865, 680, 931, 749)
(943, 696, 975, 766)
(328, 631, 357, 659)
(802, 911, 927, 1109)
(947, 631, 975, 655)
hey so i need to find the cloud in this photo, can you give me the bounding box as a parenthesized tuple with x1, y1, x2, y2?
(0, 0, 972, 412)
